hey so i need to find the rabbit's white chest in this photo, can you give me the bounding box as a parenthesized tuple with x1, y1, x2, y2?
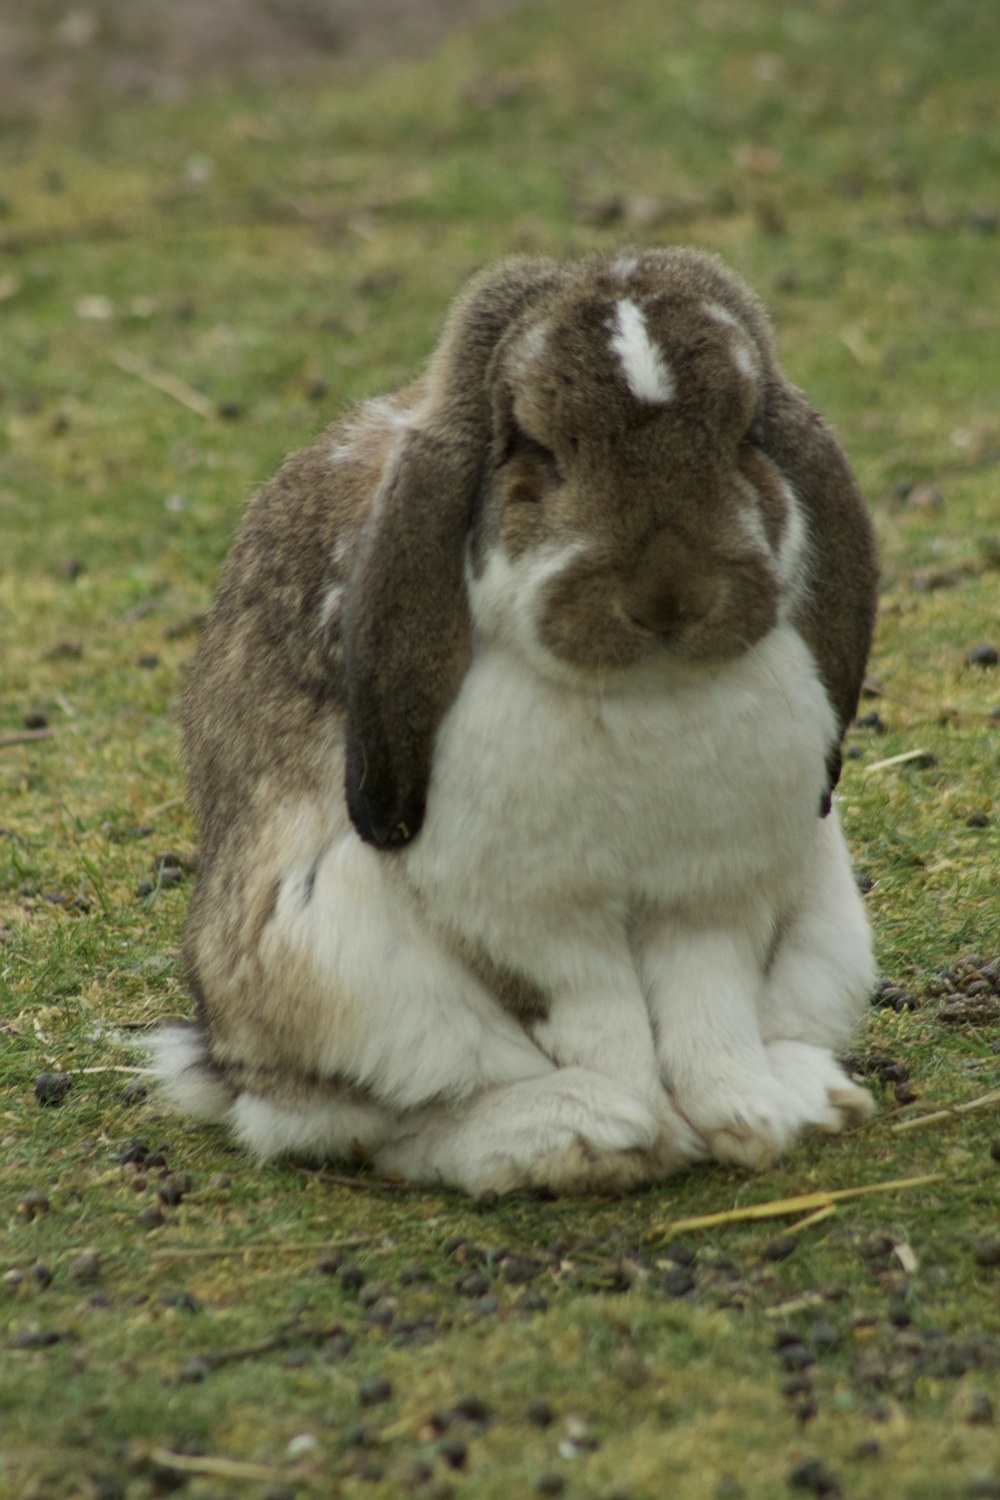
(402, 623, 836, 940)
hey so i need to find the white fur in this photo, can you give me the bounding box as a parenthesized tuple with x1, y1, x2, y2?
(757, 811, 875, 1046)
(510, 323, 549, 379)
(638, 810, 873, 1166)
(330, 397, 418, 466)
(612, 254, 640, 282)
(230, 1090, 393, 1161)
(703, 300, 758, 380)
(174, 580, 871, 1181)
(466, 541, 588, 684)
(406, 624, 834, 950)
(737, 504, 773, 558)
(374, 1069, 676, 1195)
(609, 299, 675, 404)
(150, 1024, 232, 1119)
(182, 818, 694, 1184)
(317, 581, 343, 628)
(703, 301, 741, 331)
(731, 342, 757, 379)
(258, 836, 557, 1110)
(392, 573, 872, 1170)
(775, 479, 812, 612)
(737, 477, 811, 619)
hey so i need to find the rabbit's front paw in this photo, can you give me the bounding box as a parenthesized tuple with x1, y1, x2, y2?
(517, 1068, 667, 1192)
(672, 1069, 814, 1169)
(674, 1044, 874, 1168)
(379, 1068, 698, 1194)
(765, 1040, 874, 1134)
(535, 1075, 707, 1184)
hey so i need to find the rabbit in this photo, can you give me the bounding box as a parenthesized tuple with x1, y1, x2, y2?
(152, 246, 879, 1195)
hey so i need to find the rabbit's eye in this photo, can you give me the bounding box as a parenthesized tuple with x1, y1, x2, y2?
(504, 426, 563, 483)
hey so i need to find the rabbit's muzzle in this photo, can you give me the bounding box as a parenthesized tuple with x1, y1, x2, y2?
(619, 529, 723, 640)
(534, 527, 779, 674)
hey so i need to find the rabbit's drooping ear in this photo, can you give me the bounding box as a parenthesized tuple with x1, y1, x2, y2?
(342, 258, 565, 850)
(764, 383, 879, 813)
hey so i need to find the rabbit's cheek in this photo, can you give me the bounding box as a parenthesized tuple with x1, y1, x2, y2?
(685, 563, 780, 661)
(536, 569, 652, 673)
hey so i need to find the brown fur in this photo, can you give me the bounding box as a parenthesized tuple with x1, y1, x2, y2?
(446, 933, 550, 1023)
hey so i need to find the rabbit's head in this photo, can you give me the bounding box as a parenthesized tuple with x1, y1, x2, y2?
(343, 249, 877, 848)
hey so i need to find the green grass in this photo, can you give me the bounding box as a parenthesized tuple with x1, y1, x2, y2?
(2, 0, 999, 1496)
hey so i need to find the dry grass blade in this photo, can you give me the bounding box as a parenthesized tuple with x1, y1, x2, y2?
(0, 729, 55, 748)
(112, 351, 215, 418)
(151, 1235, 371, 1261)
(764, 1292, 828, 1319)
(77, 1064, 156, 1075)
(864, 749, 935, 774)
(649, 1172, 945, 1240)
(142, 795, 186, 819)
(783, 1204, 839, 1235)
(147, 1448, 280, 1482)
(890, 1087, 1000, 1133)
(293, 1164, 421, 1192)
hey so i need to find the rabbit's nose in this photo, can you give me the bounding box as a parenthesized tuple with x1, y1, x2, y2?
(624, 592, 709, 638)
(622, 540, 719, 637)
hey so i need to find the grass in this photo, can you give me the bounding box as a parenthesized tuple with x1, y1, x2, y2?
(2, 0, 999, 1495)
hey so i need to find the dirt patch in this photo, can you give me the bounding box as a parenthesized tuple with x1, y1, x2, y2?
(0, 0, 519, 117)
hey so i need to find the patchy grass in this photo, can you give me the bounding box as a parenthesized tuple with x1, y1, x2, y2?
(2, 0, 998, 1496)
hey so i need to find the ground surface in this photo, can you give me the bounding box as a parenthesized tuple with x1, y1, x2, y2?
(1, 0, 999, 1496)
(0, 0, 519, 117)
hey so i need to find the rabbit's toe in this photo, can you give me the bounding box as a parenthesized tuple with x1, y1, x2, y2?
(523, 1082, 701, 1192)
(673, 1068, 814, 1168)
(766, 1040, 874, 1136)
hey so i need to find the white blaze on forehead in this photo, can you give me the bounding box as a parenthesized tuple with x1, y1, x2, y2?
(609, 299, 675, 404)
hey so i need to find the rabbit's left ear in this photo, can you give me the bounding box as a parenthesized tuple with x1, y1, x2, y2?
(342, 259, 565, 850)
(764, 383, 879, 814)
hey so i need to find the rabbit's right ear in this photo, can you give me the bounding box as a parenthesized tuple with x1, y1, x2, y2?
(762, 381, 879, 812)
(342, 258, 565, 850)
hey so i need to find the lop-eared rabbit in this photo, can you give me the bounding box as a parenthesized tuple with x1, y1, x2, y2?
(154, 247, 878, 1194)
